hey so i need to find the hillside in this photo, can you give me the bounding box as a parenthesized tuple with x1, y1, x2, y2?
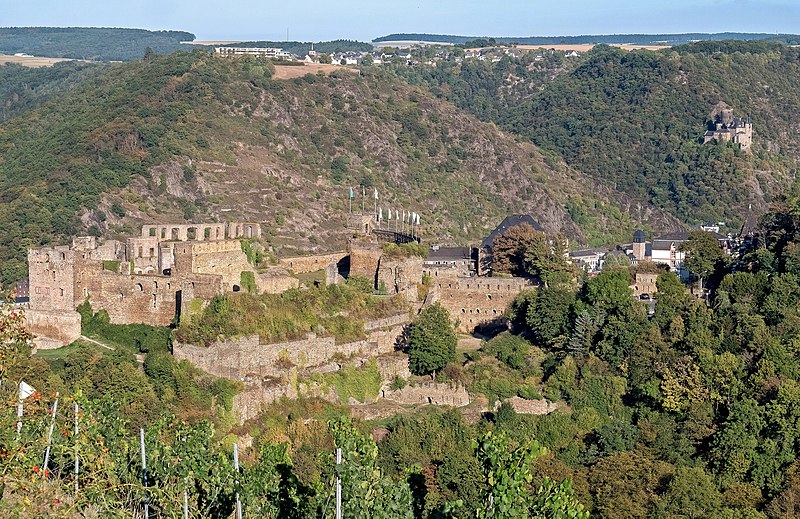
(0, 50, 679, 286)
(387, 41, 800, 227)
(0, 27, 195, 61)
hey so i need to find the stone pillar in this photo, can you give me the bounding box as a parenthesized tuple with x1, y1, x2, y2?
(177, 227, 188, 241)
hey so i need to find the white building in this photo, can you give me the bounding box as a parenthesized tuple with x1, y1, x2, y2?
(650, 233, 689, 280)
(214, 47, 295, 61)
(569, 248, 608, 273)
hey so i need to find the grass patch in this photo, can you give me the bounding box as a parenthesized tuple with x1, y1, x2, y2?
(102, 259, 121, 273)
(176, 284, 406, 346)
(78, 300, 172, 354)
(35, 339, 107, 371)
(324, 359, 382, 403)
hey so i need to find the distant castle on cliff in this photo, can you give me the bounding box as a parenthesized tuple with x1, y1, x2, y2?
(702, 104, 752, 152)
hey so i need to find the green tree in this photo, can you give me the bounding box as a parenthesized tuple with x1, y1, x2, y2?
(526, 285, 575, 348)
(407, 303, 457, 376)
(469, 431, 588, 518)
(328, 418, 413, 519)
(681, 231, 727, 291)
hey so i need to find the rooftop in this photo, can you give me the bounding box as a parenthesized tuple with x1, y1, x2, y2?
(481, 215, 545, 250)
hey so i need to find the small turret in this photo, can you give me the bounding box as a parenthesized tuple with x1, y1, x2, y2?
(632, 230, 647, 260)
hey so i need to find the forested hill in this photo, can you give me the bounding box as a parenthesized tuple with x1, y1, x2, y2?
(387, 41, 800, 226)
(374, 32, 800, 45)
(0, 51, 679, 287)
(0, 27, 195, 61)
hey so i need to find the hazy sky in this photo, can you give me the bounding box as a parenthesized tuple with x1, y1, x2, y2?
(2, 0, 798, 42)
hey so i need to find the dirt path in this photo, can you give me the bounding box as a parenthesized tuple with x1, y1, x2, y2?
(80, 335, 145, 363)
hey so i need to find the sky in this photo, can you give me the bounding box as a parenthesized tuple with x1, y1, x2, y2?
(1, 0, 798, 42)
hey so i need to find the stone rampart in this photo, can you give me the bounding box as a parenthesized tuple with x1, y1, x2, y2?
(256, 267, 299, 294)
(501, 396, 560, 415)
(25, 309, 82, 348)
(173, 316, 409, 380)
(381, 382, 470, 407)
(349, 240, 382, 281)
(378, 256, 423, 299)
(430, 276, 533, 332)
(279, 252, 348, 274)
(173, 240, 253, 291)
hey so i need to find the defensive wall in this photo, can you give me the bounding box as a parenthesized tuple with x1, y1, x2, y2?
(173, 312, 410, 380)
(377, 255, 423, 299)
(278, 252, 348, 274)
(429, 276, 533, 333)
(140, 222, 260, 241)
(348, 240, 383, 281)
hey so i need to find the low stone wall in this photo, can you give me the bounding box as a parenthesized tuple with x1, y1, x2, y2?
(502, 396, 560, 415)
(256, 267, 299, 294)
(26, 309, 81, 348)
(382, 382, 470, 407)
(279, 252, 348, 274)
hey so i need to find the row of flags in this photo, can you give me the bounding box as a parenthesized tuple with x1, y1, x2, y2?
(348, 187, 421, 231)
(378, 207, 420, 225)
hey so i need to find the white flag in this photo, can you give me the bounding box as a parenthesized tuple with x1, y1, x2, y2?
(379, 207, 383, 221)
(416, 214, 420, 225)
(19, 381, 35, 400)
(388, 209, 392, 220)
(374, 188, 378, 200)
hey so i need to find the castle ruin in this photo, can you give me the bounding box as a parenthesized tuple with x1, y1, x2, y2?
(26, 222, 300, 347)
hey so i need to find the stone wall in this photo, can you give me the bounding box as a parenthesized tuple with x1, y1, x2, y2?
(378, 256, 423, 299)
(501, 396, 560, 415)
(173, 240, 253, 291)
(430, 276, 533, 333)
(381, 382, 470, 407)
(173, 316, 409, 380)
(26, 309, 81, 348)
(28, 247, 75, 311)
(279, 252, 348, 274)
(349, 240, 382, 281)
(256, 267, 299, 294)
(140, 222, 260, 242)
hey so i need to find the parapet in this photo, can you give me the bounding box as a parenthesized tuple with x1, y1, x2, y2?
(140, 222, 261, 242)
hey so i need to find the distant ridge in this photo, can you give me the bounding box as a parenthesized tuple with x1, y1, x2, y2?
(373, 32, 800, 46)
(0, 27, 195, 61)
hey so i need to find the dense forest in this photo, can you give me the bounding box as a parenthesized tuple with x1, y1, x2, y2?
(374, 32, 800, 45)
(0, 61, 103, 122)
(387, 41, 800, 226)
(0, 27, 195, 61)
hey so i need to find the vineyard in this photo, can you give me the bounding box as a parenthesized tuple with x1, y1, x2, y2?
(0, 301, 587, 518)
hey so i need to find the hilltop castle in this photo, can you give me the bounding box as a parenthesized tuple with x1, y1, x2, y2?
(702, 105, 752, 152)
